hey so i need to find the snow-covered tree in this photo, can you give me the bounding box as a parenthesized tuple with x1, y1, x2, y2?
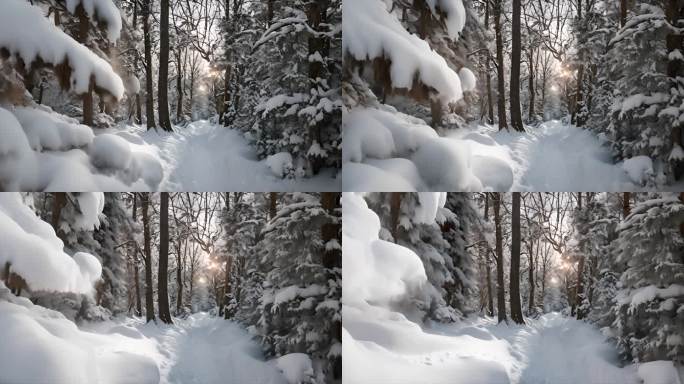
(614, 193, 684, 363)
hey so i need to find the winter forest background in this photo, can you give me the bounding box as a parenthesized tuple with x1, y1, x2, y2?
(0, 192, 341, 384)
(343, 192, 684, 384)
(343, 0, 684, 191)
(0, 0, 341, 191)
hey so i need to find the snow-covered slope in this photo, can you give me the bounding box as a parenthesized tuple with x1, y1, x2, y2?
(342, 106, 643, 191)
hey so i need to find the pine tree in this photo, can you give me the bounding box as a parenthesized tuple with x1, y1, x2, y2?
(614, 193, 684, 363)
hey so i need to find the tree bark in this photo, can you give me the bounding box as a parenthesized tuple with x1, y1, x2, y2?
(510, 192, 525, 323)
(494, 0, 507, 130)
(321, 192, 342, 380)
(623, 192, 631, 218)
(158, 193, 173, 324)
(158, 0, 173, 131)
(527, 48, 535, 121)
(389, 192, 404, 241)
(307, 0, 326, 174)
(493, 193, 507, 323)
(176, 49, 184, 122)
(76, 4, 93, 126)
(269, 192, 278, 219)
(666, 0, 684, 180)
(51, 192, 66, 234)
(132, 194, 142, 316)
(484, 194, 494, 316)
(509, 0, 524, 131)
(143, 0, 156, 128)
(142, 194, 155, 322)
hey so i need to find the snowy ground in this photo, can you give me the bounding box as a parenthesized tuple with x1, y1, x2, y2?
(105, 122, 340, 191)
(343, 105, 652, 191)
(79, 313, 288, 384)
(344, 311, 683, 384)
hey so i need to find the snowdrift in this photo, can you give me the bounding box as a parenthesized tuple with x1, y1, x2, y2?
(0, 106, 163, 191)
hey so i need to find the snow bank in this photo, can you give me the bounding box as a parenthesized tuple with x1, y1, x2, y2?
(622, 156, 654, 185)
(0, 283, 159, 384)
(343, 106, 502, 191)
(0, 106, 163, 191)
(0, 193, 102, 294)
(427, 0, 466, 39)
(343, 0, 464, 103)
(12, 107, 94, 151)
(273, 353, 314, 384)
(637, 361, 682, 384)
(266, 152, 294, 178)
(0, 0, 124, 99)
(65, 0, 122, 42)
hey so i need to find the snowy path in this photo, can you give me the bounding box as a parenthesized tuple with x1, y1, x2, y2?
(80, 313, 287, 384)
(106, 122, 339, 191)
(448, 121, 638, 191)
(345, 312, 644, 384)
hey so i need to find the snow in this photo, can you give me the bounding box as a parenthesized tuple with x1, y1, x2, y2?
(0, 287, 288, 384)
(342, 0, 464, 103)
(426, 0, 466, 39)
(0, 193, 102, 294)
(273, 353, 314, 384)
(104, 121, 338, 191)
(0, 0, 124, 99)
(343, 108, 643, 191)
(65, 0, 123, 42)
(73, 192, 106, 231)
(619, 284, 684, 308)
(622, 156, 654, 185)
(342, 194, 651, 384)
(414, 193, 447, 224)
(458, 67, 477, 92)
(0, 106, 163, 191)
(12, 107, 94, 151)
(266, 152, 294, 178)
(637, 361, 682, 384)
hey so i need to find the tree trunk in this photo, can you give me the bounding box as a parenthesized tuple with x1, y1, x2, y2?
(484, 0, 494, 124)
(158, 193, 173, 324)
(389, 192, 404, 241)
(76, 4, 93, 126)
(494, 0, 507, 130)
(132, 194, 142, 316)
(143, 0, 156, 128)
(666, 0, 684, 180)
(623, 192, 631, 218)
(509, 0, 524, 132)
(176, 240, 183, 315)
(320, 192, 342, 380)
(510, 192, 525, 323)
(620, 0, 627, 27)
(307, 0, 326, 174)
(51, 192, 66, 233)
(269, 192, 278, 219)
(176, 49, 183, 122)
(493, 193, 507, 323)
(528, 242, 535, 312)
(142, 194, 155, 322)
(158, 0, 173, 131)
(527, 48, 535, 121)
(483, 194, 494, 316)
(222, 255, 232, 319)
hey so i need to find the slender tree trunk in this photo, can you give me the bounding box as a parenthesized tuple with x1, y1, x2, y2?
(484, 0, 494, 124)
(321, 192, 342, 380)
(176, 240, 183, 314)
(269, 192, 278, 219)
(494, 0, 507, 130)
(176, 49, 184, 122)
(510, 193, 524, 323)
(623, 192, 631, 218)
(76, 4, 93, 126)
(620, 0, 627, 27)
(222, 255, 232, 319)
(132, 194, 142, 316)
(389, 192, 403, 241)
(528, 242, 535, 312)
(158, 0, 173, 131)
(307, 0, 326, 173)
(483, 194, 495, 316)
(527, 48, 535, 121)
(158, 193, 173, 324)
(51, 193, 66, 232)
(493, 193, 507, 323)
(509, 0, 524, 131)
(143, 0, 156, 128)
(142, 194, 155, 322)
(666, 0, 684, 180)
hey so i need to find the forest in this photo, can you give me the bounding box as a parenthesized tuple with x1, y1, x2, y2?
(0, 0, 341, 191)
(342, 0, 684, 191)
(0, 192, 341, 384)
(343, 192, 684, 384)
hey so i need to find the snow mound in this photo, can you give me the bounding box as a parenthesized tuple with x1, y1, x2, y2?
(342, 0, 464, 103)
(637, 361, 682, 384)
(0, 284, 159, 384)
(458, 67, 477, 92)
(266, 152, 294, 178)
(0, 106, 163, 191)
(622, 155, 654, 185)
(0, 193, 102, 293)
(272, 353, 314, 384)
(0, 0, 124, 99)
